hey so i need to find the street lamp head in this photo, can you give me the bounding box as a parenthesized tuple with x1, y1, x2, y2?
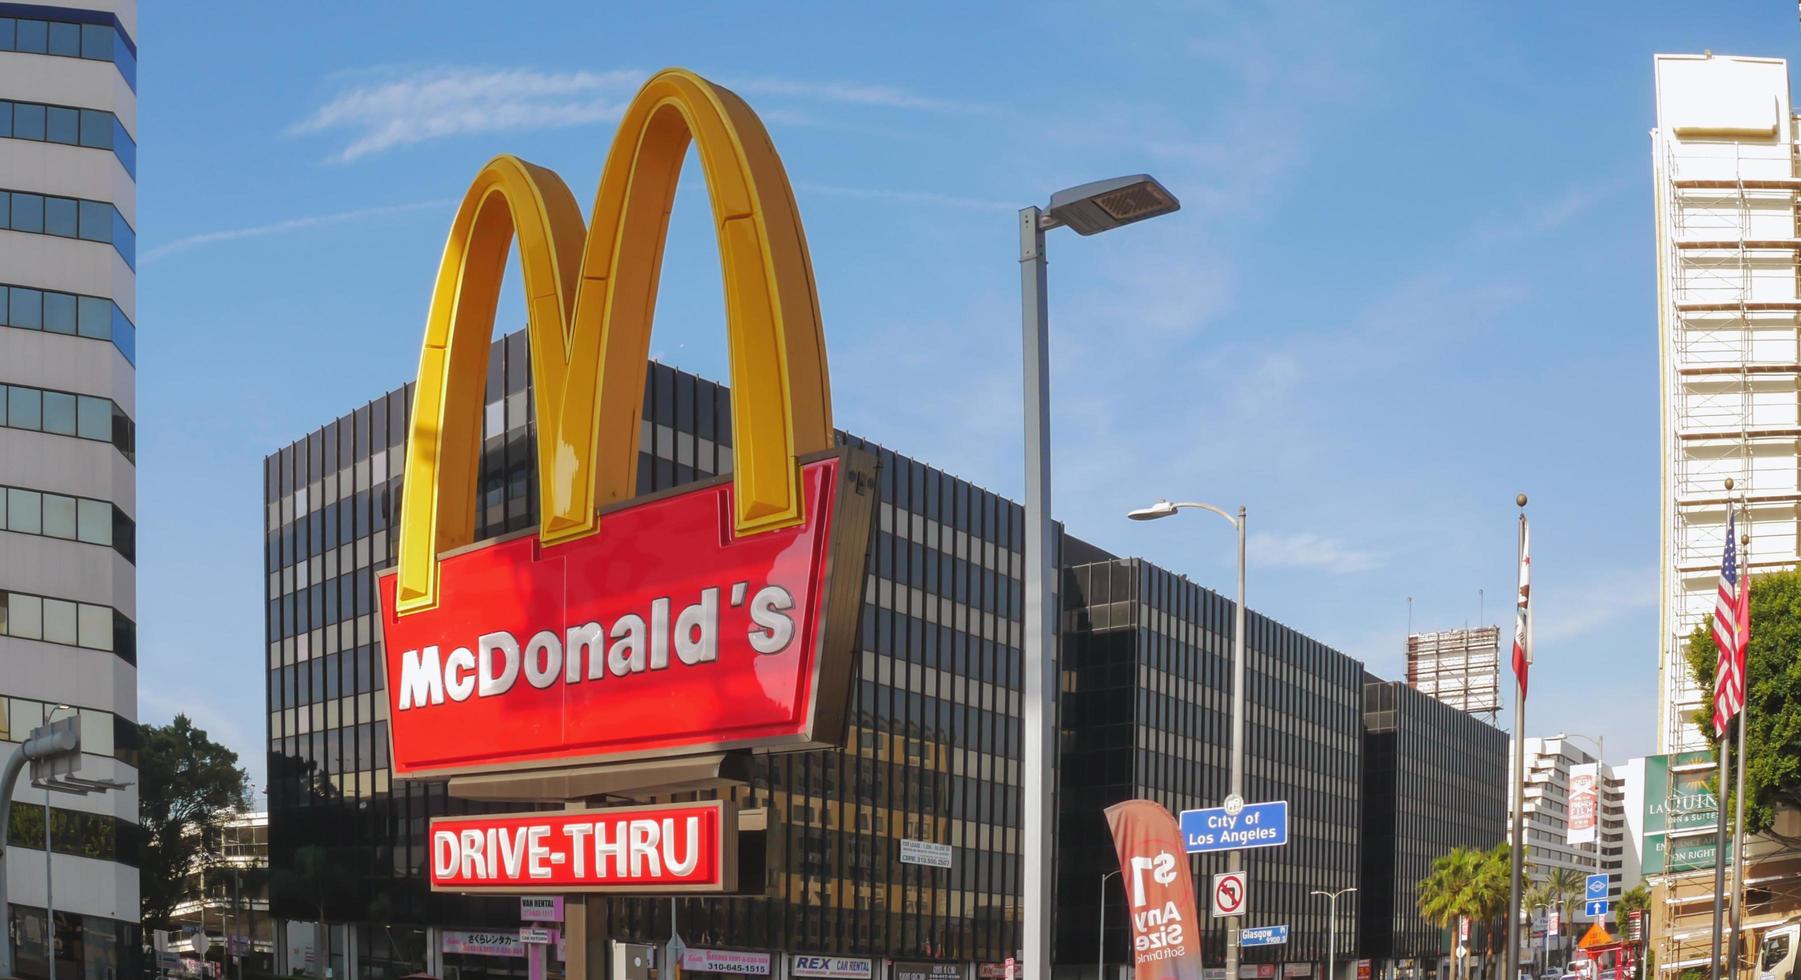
(1128, 500, 1179, 521)
(1045, 175, 1180, 236)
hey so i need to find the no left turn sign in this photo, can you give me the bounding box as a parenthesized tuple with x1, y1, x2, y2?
(1211, 871, 1247, 917)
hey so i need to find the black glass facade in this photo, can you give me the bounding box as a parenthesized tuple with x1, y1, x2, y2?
(264, 332, 1506, 978)
(1056, 558, 1366, 968)
(265, 333, 1028, 975)
(1357, 681, 1508, 965)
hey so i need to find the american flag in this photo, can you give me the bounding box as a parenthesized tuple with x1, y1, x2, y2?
(1712, 508, 1748, 737)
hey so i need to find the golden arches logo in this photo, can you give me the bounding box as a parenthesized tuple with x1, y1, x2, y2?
(395, 68, 833, 615)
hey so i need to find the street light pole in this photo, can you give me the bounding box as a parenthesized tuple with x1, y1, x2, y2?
(1128, 499, 1247, 978)
(1019, 174, 1179, 980)
(1310, 888, 1355, 980)
(1100, 869, 1122, 980)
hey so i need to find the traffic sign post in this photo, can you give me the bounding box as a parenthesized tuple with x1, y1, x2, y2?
(1585, 899, 1609, 920)
(1211, 871, 1248, 918)
(1180, 801, 1290, 853)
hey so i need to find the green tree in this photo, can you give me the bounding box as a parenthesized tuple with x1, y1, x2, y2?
(1419, 844, 1511, 980)
(135, 715, 251, 932)
(1617, 883, 1650, 921)
(1684, 567, 1801, 839)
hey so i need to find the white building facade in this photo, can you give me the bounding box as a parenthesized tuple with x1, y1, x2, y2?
(1511, 736, 1641, 902)
(1654, 53, 1801, 754)
(0, 3, 140, 977)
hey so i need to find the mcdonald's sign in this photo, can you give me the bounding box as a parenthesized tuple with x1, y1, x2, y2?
(376, 68, 876, 779)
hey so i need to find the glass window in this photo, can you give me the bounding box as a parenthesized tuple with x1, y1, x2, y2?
(110, 211, 130, 266)
(77, 604, 111, 651)
(7, 593, 41, 640)
(11, 193, 43, 233)
(0, 19, 14, 50)
(0, 102, 12, 139)
(41, 391, 75, 436)
(41, 598, 76, 644)
(44, 196, 76, 237)
(112, 119, 134, 177)
(42, 292, 75, 335)
(7, 386, 40, 430)
(0, 192, 9, 229)
(77, 499, 111, 546)
(41, 492, 74, 537)
(46, 21, 78, 57)
(9, 287, 40, 329)
(44, 106, 76, 145)
(80, 24, 111, 61)
(79, 200, 111, 243)
(12, 103, 42, 141)
(78, 705, 111, 753)
(13, 19, 45, 53)
(78, 109, 110, 149)
(5, 489, 38, 534)
(75, 396, 110, 442)
(76, 296, 110, 339)
(111, 308, 134, 364)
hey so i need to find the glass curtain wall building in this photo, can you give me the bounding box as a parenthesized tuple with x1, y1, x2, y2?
(264, 332, 1030, 979)
(1358, 680, 1508, 975)
(0, 3, 140, 979)
(1056, 557, 1367, 970)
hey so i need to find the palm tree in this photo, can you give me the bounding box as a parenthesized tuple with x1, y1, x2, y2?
(1419, 846, 1488, 980)
(1544, 866, 1586, 964)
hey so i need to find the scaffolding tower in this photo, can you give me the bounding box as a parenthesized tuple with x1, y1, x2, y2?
(1655, 54, 1801, 755)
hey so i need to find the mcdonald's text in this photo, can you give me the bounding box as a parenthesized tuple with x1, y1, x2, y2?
(429, 802, 733, 892)
(379, 452, 874, 778)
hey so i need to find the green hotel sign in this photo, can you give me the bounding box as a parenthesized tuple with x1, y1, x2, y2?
(1641, 751, 1730, 874)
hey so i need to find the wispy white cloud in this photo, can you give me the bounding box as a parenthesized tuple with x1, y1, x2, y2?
(723, 76, 993, 115)
(290, 67, 647, 162)
(291, 67, 985, 162)
(1248, 530, 1384, 573)
(794, 181, 1016, 213)
(1533, 564, 1657, 645)
(142, 198, 456, 262)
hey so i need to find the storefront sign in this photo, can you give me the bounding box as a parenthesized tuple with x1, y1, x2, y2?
(1104, 799, 1205, 980)
(900, 839, 953, 868)
(380, 68, 873, 781)
(1641, 751, 1722, 873)
(1356, 961, 1371, 980)
(682, 949, 772, 975)
(520, 896, 564, 922)
(893, 963, 962, 980)
(1282, 965, 1313, 978)
(1236, 967, 1277, 979)
(790, 955, 873, 979)
(442, 931, 526, 958)
(979, 965, 1024, 979)
(519, 928, 553, 945)
(1567, 763, 1599, 845)
(429, 801, 736, 892)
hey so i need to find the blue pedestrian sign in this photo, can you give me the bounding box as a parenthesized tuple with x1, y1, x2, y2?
(1585, 899, 1609, 919)
(1586, 874, 1608, 901)
(1239, 925, 1289, 948)
(1179, 800, 1289, 853)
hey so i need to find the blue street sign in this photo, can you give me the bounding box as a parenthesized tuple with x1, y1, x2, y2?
(1585, 899, 1609, 919)
(1239, 925, 1289, 948)
(1179, 801, 1290, 853)
(1586, 874, 1608, 900)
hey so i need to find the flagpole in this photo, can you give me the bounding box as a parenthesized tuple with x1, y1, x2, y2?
(1507, 494, 1528, 980)
(1726, 509, 1750, 979)
(1706, 492, 1736, 980)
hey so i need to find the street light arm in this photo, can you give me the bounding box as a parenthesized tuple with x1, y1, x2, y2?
(1166, 501, 1240, 530)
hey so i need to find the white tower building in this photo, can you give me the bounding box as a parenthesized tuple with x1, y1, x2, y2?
(0, 2, 140, 974)
(1654, 54, 1801, 754)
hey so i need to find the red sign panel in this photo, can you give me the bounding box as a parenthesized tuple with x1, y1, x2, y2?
(1104, 800, 1205, 980)
(380, 451, 874, 778)
(429, 801, 736, 892)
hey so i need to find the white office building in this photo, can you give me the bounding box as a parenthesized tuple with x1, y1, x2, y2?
(1654, 53, 1801, 754)
(1511, 736, 1641, 902)
(0, 3, 140, 977)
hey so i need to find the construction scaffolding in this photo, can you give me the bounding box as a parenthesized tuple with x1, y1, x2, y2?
(1404, 626, 1501, 723)
(1655, 55, 1801, 756)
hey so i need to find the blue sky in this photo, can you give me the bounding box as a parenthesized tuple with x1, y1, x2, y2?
(132, 2, 1800, 791)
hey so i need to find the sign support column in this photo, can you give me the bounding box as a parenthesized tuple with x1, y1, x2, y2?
(1020, 205, 1055, 980)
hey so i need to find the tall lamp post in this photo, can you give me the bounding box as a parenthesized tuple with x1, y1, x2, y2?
(1099, 869, 1122, 980)
(1310, 887, 1356, 980)
(1128, 498, 1247, 978)
(1019, 174, 1180, 979)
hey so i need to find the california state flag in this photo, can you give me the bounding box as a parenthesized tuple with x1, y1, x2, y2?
(1513, 517, 1531, 696)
